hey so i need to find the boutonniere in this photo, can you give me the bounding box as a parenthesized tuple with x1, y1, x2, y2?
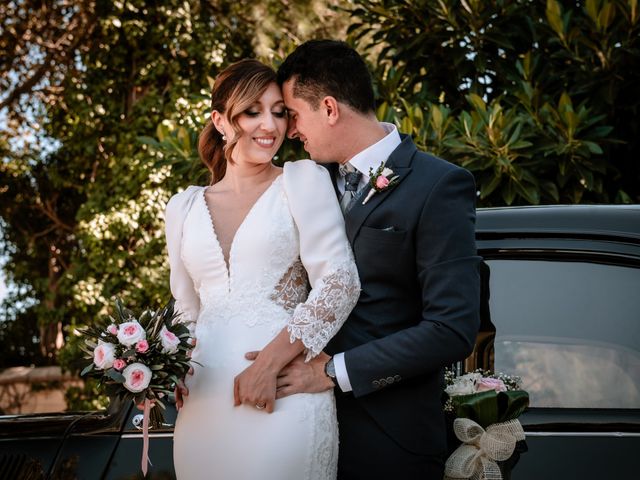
(362, 162, 400, 205)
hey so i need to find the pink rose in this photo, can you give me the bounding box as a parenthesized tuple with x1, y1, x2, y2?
(375, 175, 390, 189)
(113, 358, 126, 371)
(117, 320, 146, 347)
(93, 341, 115, 370)
(135, 340, 149, 353)
(122, 363, 152, 393)
(159, 325, 180, 354)
(477, 377, 507, 393)
(107, 324, 118, 335)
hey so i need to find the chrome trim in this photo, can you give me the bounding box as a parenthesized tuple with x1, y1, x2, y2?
(526, 431, 640, 438)
(120, 431, 640, 440)
(121, 432, 174, 439)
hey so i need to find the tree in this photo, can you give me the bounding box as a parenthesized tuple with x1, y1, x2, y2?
(0, 0, 256, 366)
(0, 0, 349, 368)
(348, 0, 640, 205)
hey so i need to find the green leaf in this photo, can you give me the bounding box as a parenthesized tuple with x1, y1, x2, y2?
(451, 390, 530, 428)
(454, 390, 499, 428)
(503, 181, 516, 205)
(431, 105, 443, 129)
(586, 0, 599, 23)
(80, 363, 94, 376)
(630, 0, 638, 25)
(479, 174, 502, 199)
(598, 3, 616, 30)
(376, 102, 389, 121)
(106, 368, 126, 383)
(546, 0, 565, 37)
(583, 141, 603, 155)
(467, 93, 487, 113)
(497, 390, 530, 423)
(559, 92, 573, 113)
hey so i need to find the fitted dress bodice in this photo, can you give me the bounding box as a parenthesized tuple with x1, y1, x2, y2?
(181, 176, 307, 335)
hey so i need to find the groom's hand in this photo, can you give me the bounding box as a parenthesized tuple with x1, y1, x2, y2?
(245, 350, 334, 398)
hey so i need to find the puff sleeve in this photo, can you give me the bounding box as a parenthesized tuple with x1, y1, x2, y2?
(283, 160, 361, 360)
(164, 186, 202, 332)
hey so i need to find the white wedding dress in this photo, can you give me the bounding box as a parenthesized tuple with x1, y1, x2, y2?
(165, 160, 360, 480)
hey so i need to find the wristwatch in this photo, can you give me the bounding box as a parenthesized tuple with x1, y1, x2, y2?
(324, 357, 339, 387)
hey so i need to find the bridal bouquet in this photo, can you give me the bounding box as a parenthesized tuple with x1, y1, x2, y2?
(79, 298, 195, 475)
(443, 369, 529, 480)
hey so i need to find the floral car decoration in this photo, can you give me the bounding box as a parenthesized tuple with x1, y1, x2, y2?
(444, 370, 529, 480)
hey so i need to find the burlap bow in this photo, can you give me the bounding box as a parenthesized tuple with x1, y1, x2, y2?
(444, 418, 526, 480)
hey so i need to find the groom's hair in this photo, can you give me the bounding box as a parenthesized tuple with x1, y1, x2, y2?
(277, 40, 375, 114)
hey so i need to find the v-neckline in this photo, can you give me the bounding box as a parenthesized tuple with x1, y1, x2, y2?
(201, 174, 283, 287)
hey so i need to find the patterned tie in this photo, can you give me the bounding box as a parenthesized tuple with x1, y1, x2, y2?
(339, 162, 362, 214)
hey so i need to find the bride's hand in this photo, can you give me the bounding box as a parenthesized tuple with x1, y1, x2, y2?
(233, 356, 278, 413)
(175, 339, 196, 410)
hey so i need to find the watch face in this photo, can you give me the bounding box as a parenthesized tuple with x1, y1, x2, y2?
(326, 359, 336, 378)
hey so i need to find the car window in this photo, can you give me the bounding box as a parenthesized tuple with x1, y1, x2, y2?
(487, 258, 640, 409)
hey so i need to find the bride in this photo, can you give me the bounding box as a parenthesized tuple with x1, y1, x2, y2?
(166, 59, 360, 479)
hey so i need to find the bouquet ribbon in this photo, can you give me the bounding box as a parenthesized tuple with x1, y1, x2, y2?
(444, 417, 525, 480)
(142, 398, 151, 476)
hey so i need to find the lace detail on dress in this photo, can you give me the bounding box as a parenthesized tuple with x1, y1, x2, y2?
(309, 394, 339, 480)
(287, 254, 360, 361)
(271, 258, 309, 313)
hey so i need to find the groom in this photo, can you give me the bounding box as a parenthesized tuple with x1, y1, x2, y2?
(271, 40, 481, 479)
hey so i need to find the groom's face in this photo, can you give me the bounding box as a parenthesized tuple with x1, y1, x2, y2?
(282, 79, 333, 163)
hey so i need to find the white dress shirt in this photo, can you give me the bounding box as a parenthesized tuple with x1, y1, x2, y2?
(333, 122, 401, 392)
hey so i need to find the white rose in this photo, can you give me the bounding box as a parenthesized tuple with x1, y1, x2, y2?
(159, 325, 181, 354)
(122, 363, 152, 393)
(117, 320, 146, 347)
(93, 341, 116, 370)
(445, 372, 482, 397)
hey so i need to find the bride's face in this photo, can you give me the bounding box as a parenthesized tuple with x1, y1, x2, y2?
(230, 82, 287, 166)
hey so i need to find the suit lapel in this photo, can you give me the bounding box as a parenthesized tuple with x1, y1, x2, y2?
(345, 135, 417, 245)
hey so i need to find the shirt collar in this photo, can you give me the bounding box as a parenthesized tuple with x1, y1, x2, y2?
(347, 122, 401, 180)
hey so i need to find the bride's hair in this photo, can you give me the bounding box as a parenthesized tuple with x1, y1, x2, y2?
(199, 59, 277, 184)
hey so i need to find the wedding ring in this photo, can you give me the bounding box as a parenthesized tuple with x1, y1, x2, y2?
(255, 402, 266, 410)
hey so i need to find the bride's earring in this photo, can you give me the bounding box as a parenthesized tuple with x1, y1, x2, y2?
(220, 130, 227, 142)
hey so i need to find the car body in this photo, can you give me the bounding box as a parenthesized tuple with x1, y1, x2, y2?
(1, 204, 639, 479)
(472, 204, 640, 478)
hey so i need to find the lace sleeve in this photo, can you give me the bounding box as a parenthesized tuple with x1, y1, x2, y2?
(165, 186, 202, 333)
(283, 160, 361, 360)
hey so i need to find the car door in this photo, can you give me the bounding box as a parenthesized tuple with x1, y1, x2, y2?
(478, 234, 640, 479)
(0, 402, 128, 479)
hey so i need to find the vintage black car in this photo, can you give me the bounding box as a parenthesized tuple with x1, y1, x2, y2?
(1, 204, 639, 479)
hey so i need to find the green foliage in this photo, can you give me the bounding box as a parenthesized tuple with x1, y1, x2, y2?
(1, 0, 256, 367)
(2, 0, 639, 374)
(64, 377, 110, 412)
(0, 0, 348, 371)
(350, 0, 640, 205)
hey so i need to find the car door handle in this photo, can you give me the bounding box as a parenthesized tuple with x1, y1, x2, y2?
(132, 413, 173, 430)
